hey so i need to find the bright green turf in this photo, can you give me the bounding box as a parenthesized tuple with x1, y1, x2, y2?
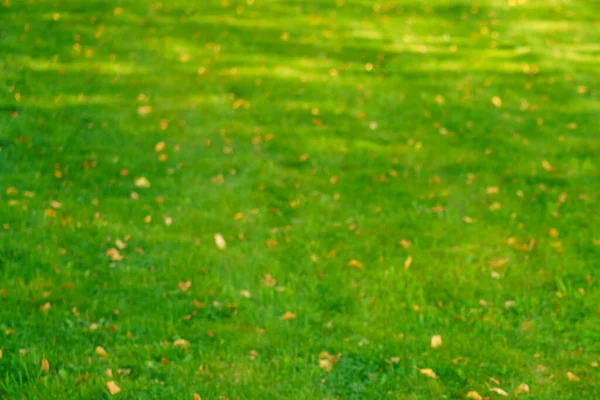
(1, 0, 599, 398)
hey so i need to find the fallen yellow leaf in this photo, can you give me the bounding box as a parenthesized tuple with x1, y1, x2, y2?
(263, 274, 276, 286)
(419, 368, 438, 379)
(491, 96, 502, 107)
(490, 387, 508, 396)
(404, 255, 413, 269)
(41, 358, 49, 372)
(106, 248, 123, 261)
(137, 105, 152, 116)
(178, 281, 192, 292)
(214, 233, 226, 250)
(514, 382, 530, 395)
(466, 392, 482, 400)
(106, 380, 121, 395)
(348, 259, 363, 269)
(95, 346, 108, 357)
(281, 312, 296, 321)
(134, 176, 151, 188)
(154, 141, 166, 152)
(173, 339, 189, 348)
(193, 394, 202, 400)
(431, 335, 442, 349)
(566, 371, 580, 382)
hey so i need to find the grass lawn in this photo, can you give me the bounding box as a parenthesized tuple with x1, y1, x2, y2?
(1, 0, 599, 398)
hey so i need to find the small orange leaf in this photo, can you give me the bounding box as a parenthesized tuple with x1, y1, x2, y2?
(137, 105, 152, 116)
(348, 260, 363, 268)
(566, 371, 580, 382)
(41, 358, 49, 372)
(281, 312, 296, 321)
(263, 274, 276, 287)
(154, 141, 166, 152)
(419, 368, 438, 379)
(95, 346, 108, 357)
(106, 380, 121, 395)
(514, 383, 530, 395)
(178, 281, 192, 292)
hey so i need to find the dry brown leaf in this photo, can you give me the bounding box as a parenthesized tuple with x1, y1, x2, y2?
(193, 394, 202, 400)
(514, 382, 530, 395)
(95, 346, 108, 357)
(50, 200, 62, 209)
(214, 233, 226, 250)
(137, 105, 152, 116)
(41, 302, 51, 312)
(266, 239, 278, 247)
(41, 358, 49, 372)
(178, 281, 192, 292)
(281, 312, 296, 321)
(431, 335, 442, 349)
(566, 371, 580, 382)
(419, 368, 438, 379)
(348, 259, 363, 269)
(106, 380, 121, 395)
(134, 177, 151, 188)
(466, 391, 482, 400)
(548, 228, 559, 238)
(404, 256, 413, 269)
(0, 349, 3, 359)
(490, 387, 508, 396)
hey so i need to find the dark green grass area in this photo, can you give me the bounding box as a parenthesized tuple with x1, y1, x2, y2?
(1, 0, 599, 398)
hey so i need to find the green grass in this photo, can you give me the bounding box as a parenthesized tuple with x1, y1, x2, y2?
(1, 0, 599, 398)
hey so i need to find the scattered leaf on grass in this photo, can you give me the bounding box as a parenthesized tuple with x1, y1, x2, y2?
(566, 371, 580, 381)
(263, 274, 276, 286)
(134, 177, 151, 188)
(106, 248, 123, 261)
(137, 105, 152, 116)
(106, 381, 121, 395)
(193, 394, 202, 400)
(419, 368, 438, 379)
(404, 256, 413, 269)
(431, 335, 442, 349)
(348, 259, 363, 268)
(281, 312, 296, 321)
(178, 281, 192, 292)
(41, 358, 49, 372)
(319, 351, 341, 372)
(173, 339, 189, 348)
(542, 160, 554, 172)
(491, 96, 502, 107)
(214, 233, 226, 249)
(466, 392, 482, 400)
(154, 141, 166, 152)
(514, 383, 530, 395)
(490, 387, 508, 396)
(95, 346, 108, 357)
